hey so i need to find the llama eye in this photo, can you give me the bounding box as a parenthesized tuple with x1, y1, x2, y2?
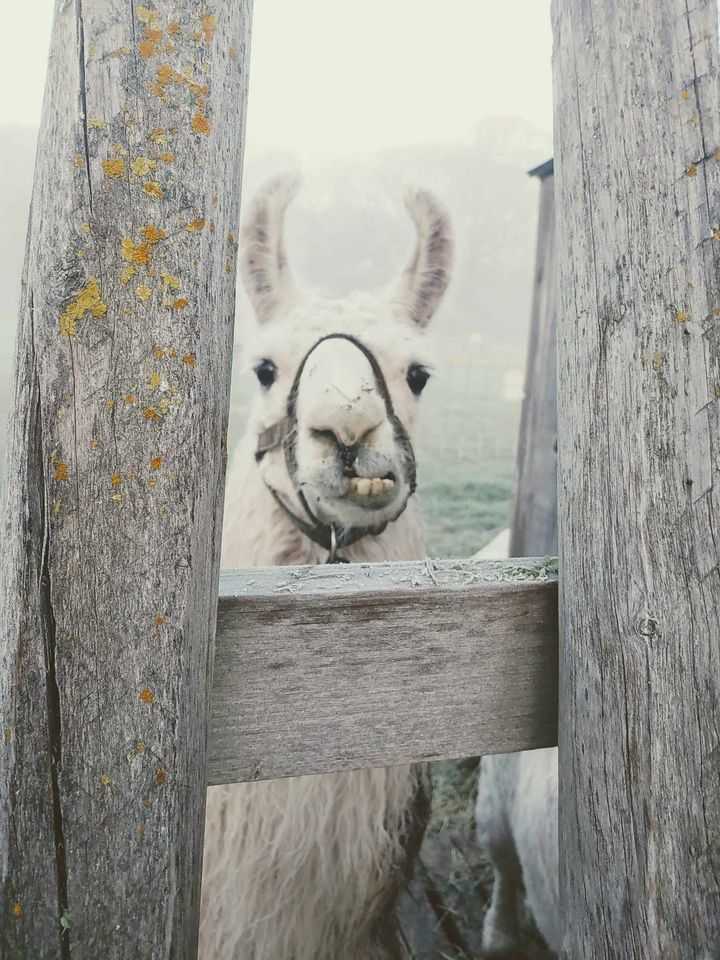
(406, 364, 431, 396)
(254, 359, 277, 388)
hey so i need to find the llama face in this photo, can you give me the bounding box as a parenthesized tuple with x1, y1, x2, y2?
(239, 178, 453, 541)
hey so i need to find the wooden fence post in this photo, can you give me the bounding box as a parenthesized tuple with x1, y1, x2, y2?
(0, 1, 252, 956)
(554, 0, 720, 955)
(509, 159, 557, 559)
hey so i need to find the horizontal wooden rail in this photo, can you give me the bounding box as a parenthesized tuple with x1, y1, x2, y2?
(208, 558, 559, 784)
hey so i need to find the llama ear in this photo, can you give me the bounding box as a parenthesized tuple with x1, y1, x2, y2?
(394, 189, 453, 328)
(240, 175, 299, 324)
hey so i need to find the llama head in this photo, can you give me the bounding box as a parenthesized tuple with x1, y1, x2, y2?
(239, 176, 453, 544)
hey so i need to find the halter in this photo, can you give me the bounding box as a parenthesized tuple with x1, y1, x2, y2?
(255, 333, 417, 563)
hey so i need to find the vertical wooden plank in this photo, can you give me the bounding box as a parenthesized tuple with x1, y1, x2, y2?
(554, 0, 720, 956)
(509, 161, 558, 559)
(0, 1, 252, 957)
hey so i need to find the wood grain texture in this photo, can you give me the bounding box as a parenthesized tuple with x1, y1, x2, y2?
(0, 1, 252, 957)
(553, 0, 720, 956)
(509, 166, 558, 559)
(208, 559, 559, 784)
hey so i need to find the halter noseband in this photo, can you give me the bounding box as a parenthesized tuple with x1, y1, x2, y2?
(255, 333, 416, 563)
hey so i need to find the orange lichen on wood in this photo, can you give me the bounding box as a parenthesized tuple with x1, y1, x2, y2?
(59, 277, 107, 336)
(201, 13, 216, 44)
(111, 473, 122, 488)
(186, 218, 205, 232)
(191, 113, 211, 135)
(11, 903, 22, 919)
(150, 456, 164, 470)
(168, 18, 181, 34)
(155, 768, 167, 784)
(143, 182, 164, 199)
(123, 395, 136, 405)
(154, 345, 166, 358)
(159, 151, 175, 163)
(54, 462, 68, 482)
(122, 237, 152, 265)
(74, 154, 85, 167)
(154, 616, 167, 626)
(102, 157, 126, 178)
(141, 224, 167, 244)
(687, 165, 698, 177)
(182, 353, 196, 366)
(139, 687, 155, 704)
(144, 407, 160, 420)
(171, 298, 189, 310)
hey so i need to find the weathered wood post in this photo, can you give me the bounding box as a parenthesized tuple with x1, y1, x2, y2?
(554, 0, 720, 955)
(0, 1, 252, 956)
(510, 159, 557, 559)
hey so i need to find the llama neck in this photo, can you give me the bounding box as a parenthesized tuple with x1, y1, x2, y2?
(221, 438, 426, 568)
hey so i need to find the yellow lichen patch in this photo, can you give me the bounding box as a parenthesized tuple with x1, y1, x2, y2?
(139, 687, 154, 704)
(11, 903, 22, 919)
(132, 156, 158, 177)
(713, 229, 720, 241)
(112, 45, 132, 58)
(227, 230, 237, 247)
(102, 157, 126, 178)
(91, 438, 100, 449)
(182, 353, 196, 367)
(159, 151, 175, 164)
(136, 285, 152, 302)
(229, 46, 238, 61)
(675, 311, 689, 323)
(171, 297, 189, 310)
(652, 352, 664, 370)
(143, 182, 164, 199)
(138, 826, 146, 838)
(161, 272, 180, 289)
(123, 394, 136, 405)
(681, 89, 690, 100)
(191, 113, 211, 135)
(154, 768, 167, 784)
(201, 13, 216, 44)
(105, 400, 115, 411)
(54, 462, 68, 482)
(225, 257, 232, 273)
(77, 250, 86, 259)
(142, 224, 167, 244)
(148, 371, 162, 388)
(150, 455, 163, 470)
(144, 407, 160, 420)
(81, 222, 91, 235)
(113, 142, 128, 155)
(111, 473, 122, 488)
(186, 218, 205, 233)
(112, 493, 122, 504)
(59, 278, 107, 337)
(100, 773, 111, 786)
(168, 347, 178, 358)
(121, 264, 136, 284)
(687, 165, 698, 177)
(150, 127, 167, 145)
(53, 499, 62, 516)
(148, 477, 157, 487)
(137, 4, 159, 23)
(87, 116, 107, 130)
(74, 153, 85, 167)
(122, 237, 152, 265)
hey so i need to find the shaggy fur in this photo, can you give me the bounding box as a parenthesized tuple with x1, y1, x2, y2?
(199, 177, 453, 960)
(476, 749, 560, 956)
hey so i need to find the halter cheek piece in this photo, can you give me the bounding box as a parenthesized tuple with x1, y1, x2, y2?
(255, 333, 417, 563)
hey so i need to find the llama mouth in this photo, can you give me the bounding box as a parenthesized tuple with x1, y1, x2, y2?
(343, 474, 398, 510)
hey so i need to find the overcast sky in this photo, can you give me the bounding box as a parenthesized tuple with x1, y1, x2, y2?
(0, 0, 552, 159)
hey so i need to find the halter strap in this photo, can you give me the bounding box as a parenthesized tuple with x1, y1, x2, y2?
(254, 333, 415, 563)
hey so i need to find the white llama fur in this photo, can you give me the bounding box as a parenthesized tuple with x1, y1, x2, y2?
(476, 749, 560, 956)
(199, 176, 453, 959)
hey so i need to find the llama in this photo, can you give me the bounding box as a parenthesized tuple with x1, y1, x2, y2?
(199, 176, 453, 959)
(476, 749, 560, 956)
